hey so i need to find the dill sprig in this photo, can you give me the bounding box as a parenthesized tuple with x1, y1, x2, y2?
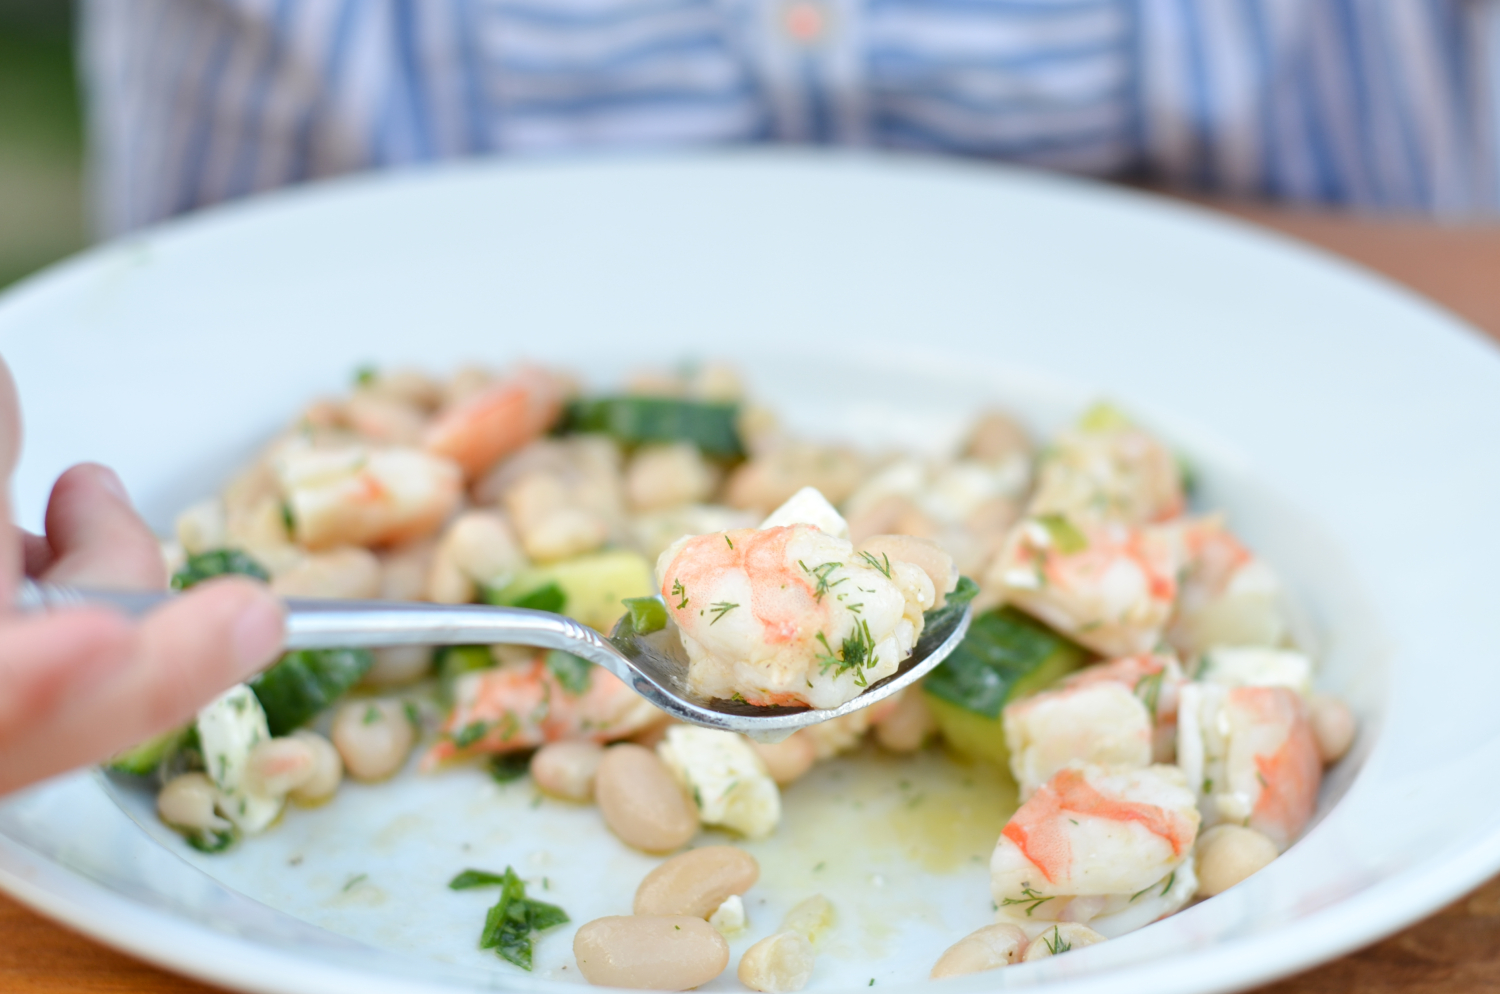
(999, 886, 1053, 917)
(671, 578, 688, 610)
(708, 601, 739, 625)
(1042, 927, 1072, 955)
(856, 550, 892, 578)
(799, 560, 847, 602)
(813, 619, 879, 687)
(1134, 669, 1164, 717)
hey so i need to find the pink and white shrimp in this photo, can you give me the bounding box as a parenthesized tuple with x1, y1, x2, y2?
(422, 654, 661, 769)
(275, 441, 463, 550)
(1168, 516, 1287, 656)
(1004, 654, 1185, 797)
(657, 520, 934, 710)
(1177, 684, 1321, 851)
(987, 515, 1183, 657)
(991, 764, 1200, 938)
(1028, 412, 1185, 526)
(423, 365, 567, 480)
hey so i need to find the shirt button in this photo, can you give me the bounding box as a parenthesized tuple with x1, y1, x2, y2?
(781, 0, 832, 45)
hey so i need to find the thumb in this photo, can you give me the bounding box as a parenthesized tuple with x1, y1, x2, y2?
(0, 355, 23, 609)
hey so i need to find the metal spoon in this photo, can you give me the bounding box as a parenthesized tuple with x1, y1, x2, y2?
(17, 578, 971, 740)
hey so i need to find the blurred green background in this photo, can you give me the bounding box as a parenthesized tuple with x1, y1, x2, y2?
(0, 0, 84, 291)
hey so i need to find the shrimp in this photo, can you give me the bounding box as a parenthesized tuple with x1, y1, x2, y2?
(990, 764, 1200, 939)
(423, 365, 567, 480)
(988, 514, 1183, 657)
(1004, 654, 1185, 798)
(422, 654, 661, 769)
(1168, 516, 1287, 655)
(656, 490, 935, 710)
(275, 441, 463, 550)
(1177, 683, 1321, 851)
(1028, 408, 1184, 526)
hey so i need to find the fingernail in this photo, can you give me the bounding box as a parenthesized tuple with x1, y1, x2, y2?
(231, 594, 286, 672)
(95, 466, 129, 503)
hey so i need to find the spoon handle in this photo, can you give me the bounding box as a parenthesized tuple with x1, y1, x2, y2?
(14, 578, 619, 656)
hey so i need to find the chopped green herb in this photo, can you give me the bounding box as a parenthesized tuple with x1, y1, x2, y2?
(403, 701, 422, 729)
(342, 873, 368, 892)
(1134, 670, 1164, 717)
(1000, 886, 1053, 917)
(1042, 926, 1072, 956)
(171, 548, 269, 590)
(813, 861, 826, 872)
(1035, 513, 1088, 555)
(813, 619, 879, 687)
(362, 705, 381, 725)
(467, 866, 570, 970)
(353, 364, 377, 386)
(450, 868, 510, 890)
(672, 579, 688, 610)
(184, 828, 235, 854)
(280, 502, 295, 534)
(725, 535, 734, 549)
(708, 601, 740, 625)
(488, 751, 534, 784)
(799, 560, 846, 602)
(1160, 871, 1176, 897)
(452, 721, 490, 749)
(621, 595, 668, 634)
(545, 650, 593, 696)
(856, 550, 892, 578)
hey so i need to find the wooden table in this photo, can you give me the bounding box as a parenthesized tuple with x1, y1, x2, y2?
(3, 197, 1500, 993)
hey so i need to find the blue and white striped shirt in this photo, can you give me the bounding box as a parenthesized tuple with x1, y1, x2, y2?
(81, 0, 1500, 235)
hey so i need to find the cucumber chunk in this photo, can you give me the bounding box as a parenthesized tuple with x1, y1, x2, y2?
(171, 548, 269, 590)
(923, 606, 1088, 767)
(487, 549, 654, 632)
(106, 726, 190, 776)
(558, 396, 743, 458)
(250, 648, 374, 736)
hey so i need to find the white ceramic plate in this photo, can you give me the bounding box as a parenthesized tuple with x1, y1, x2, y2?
(2, 151, 1499, 994)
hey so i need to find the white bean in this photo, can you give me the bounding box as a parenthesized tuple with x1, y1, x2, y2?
(364, 646, 434, 687)
(595, 744, 699, 853)
(1194, 825, 1279, 897)
(626, 443, 717, 512)
(574, 915, 728, 990)
(175, 499, 228, 555)
(379, 539, 435, 601)
(271, 547, 382, 599)
(427, 510, 526, 604)
(331, 699, 415, 782)
(872, 689, 936, 753)
(157, 773, 231, 833)
(749, 734, 817, 785)
(737, 930, 815, 993)
(1021, 923, 1105, 961)
(1309, 694, 1356, 764)
(633, 846, 759, 918)
(287, 730, 343, 804)
(930, 923, 1029, 978)
(531, 741, 604, 801)
(780, 895, 835, 947)
(964, 411, 1031, 462)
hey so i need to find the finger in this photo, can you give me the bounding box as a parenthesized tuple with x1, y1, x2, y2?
(20, 530, 52, 576)
(0, 607, 136, 791)
(120, 577, 287, 732)
(0, 357, 22, 608)
(0, 578, 285, 794)
(41, 463, 165, 592)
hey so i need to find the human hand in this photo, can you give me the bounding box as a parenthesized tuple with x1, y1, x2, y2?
(0, 357, 285, 794)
